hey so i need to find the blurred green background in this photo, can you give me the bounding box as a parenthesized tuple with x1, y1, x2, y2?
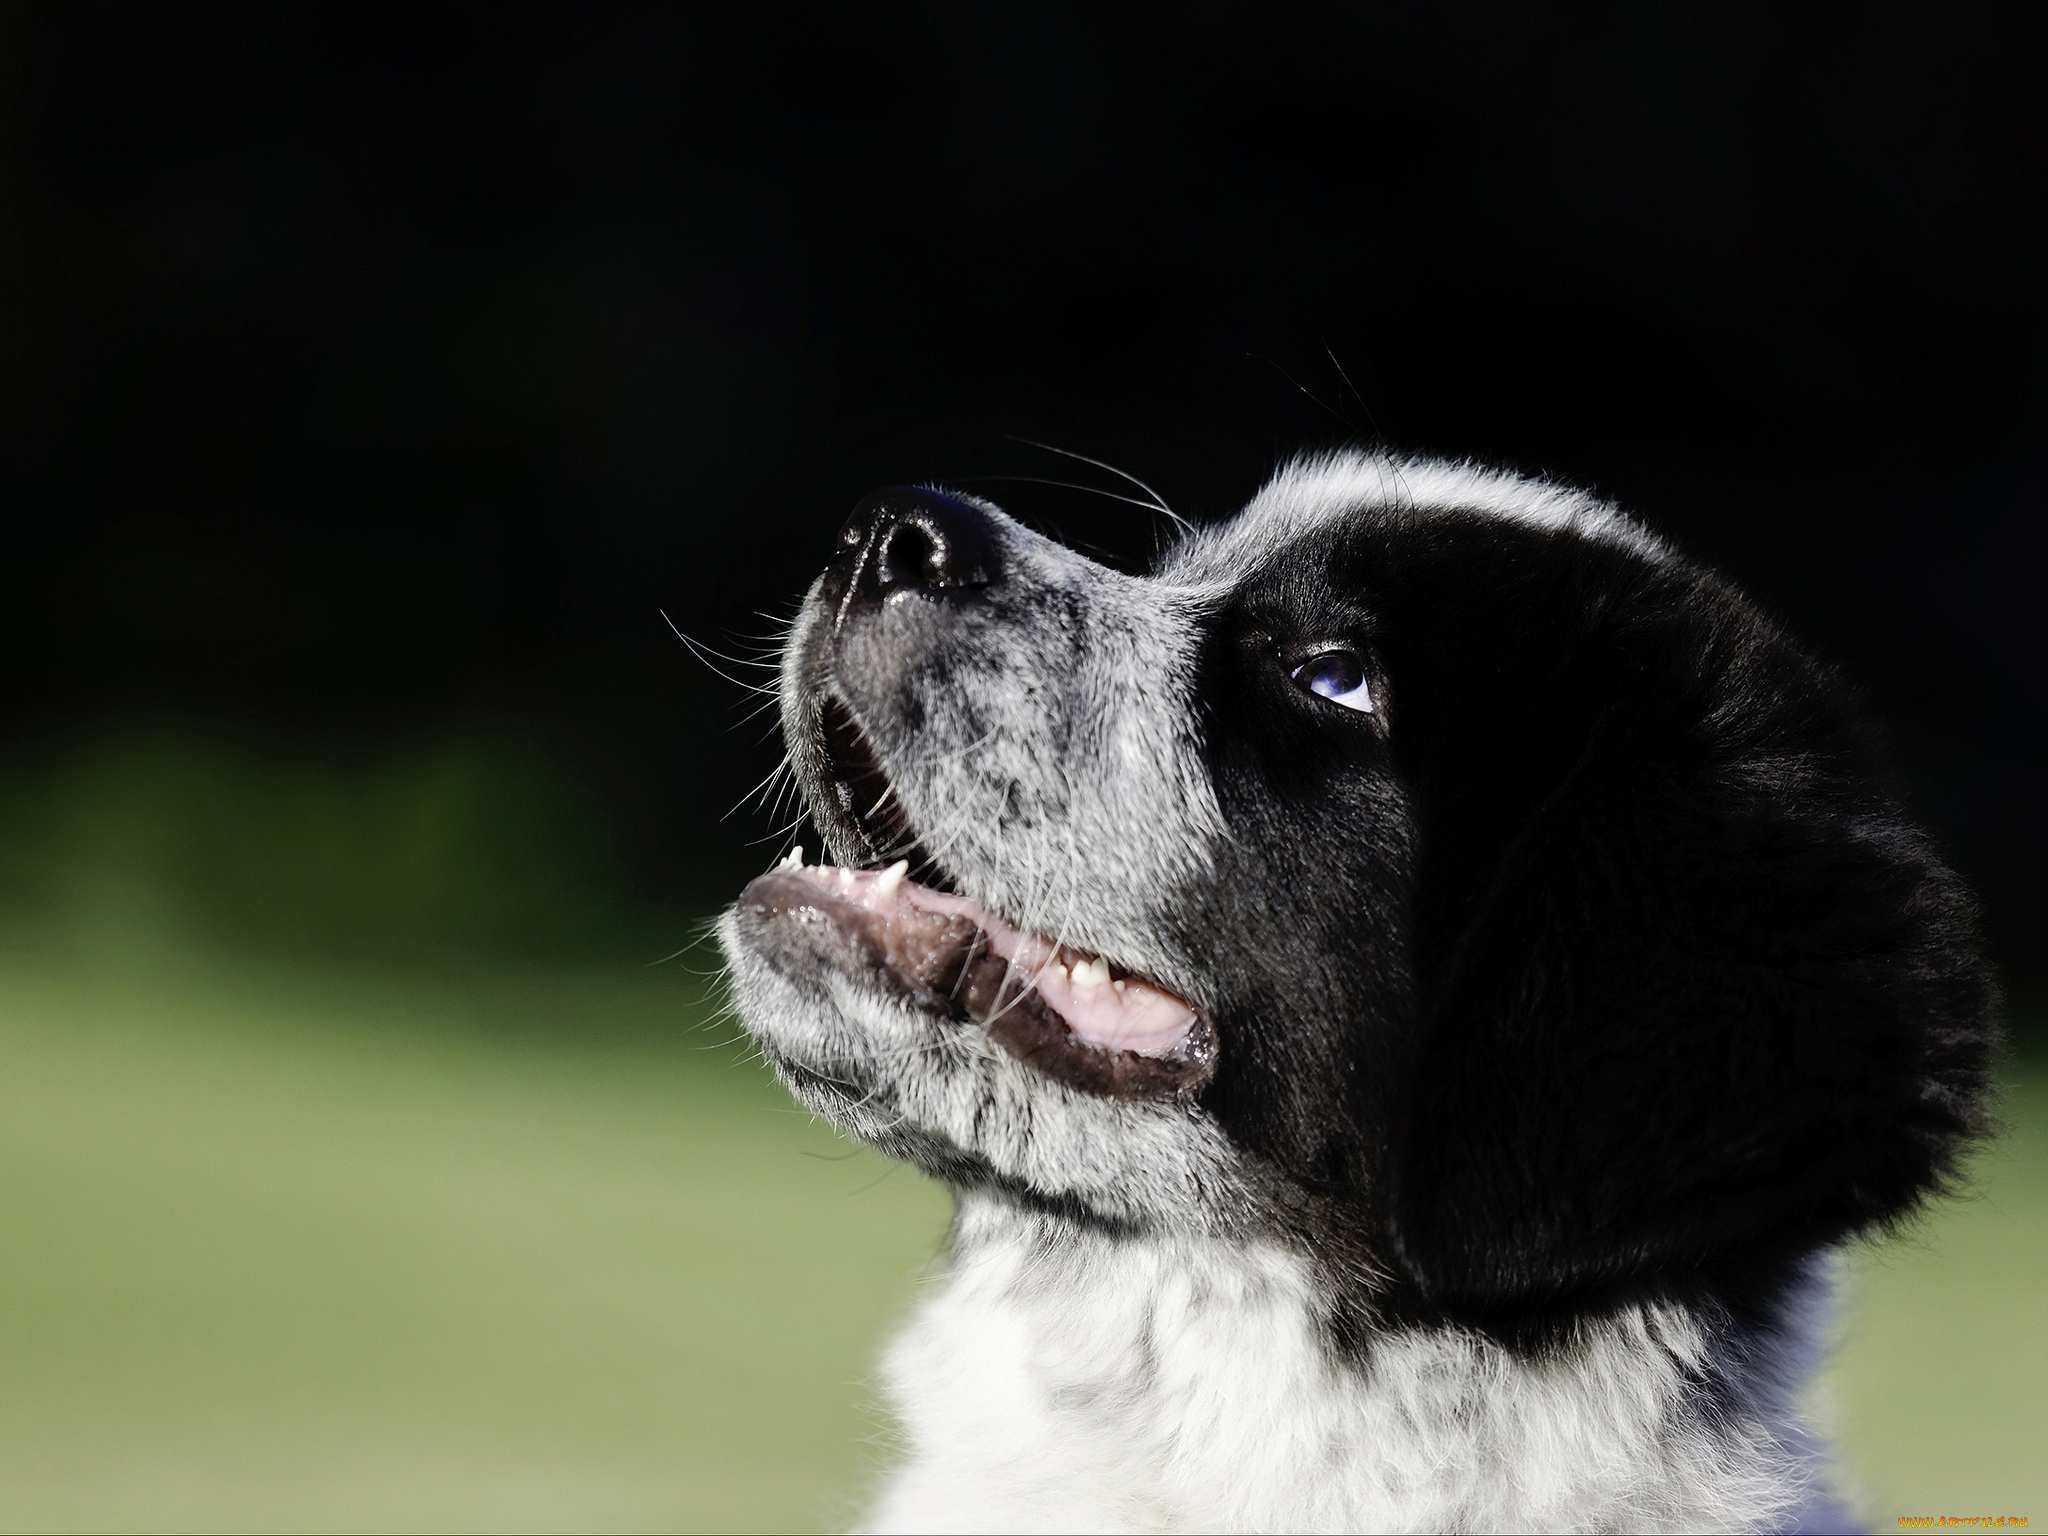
(0, 726, 2038, 1532)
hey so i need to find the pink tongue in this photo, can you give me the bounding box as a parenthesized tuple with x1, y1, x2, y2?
(905, 886, 1199, 1056)
(1030, 962, 1199, 1056)
(788, 862, 1198, 1058)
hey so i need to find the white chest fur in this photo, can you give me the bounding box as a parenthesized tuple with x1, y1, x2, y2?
(861, 1201, 1827, 1534)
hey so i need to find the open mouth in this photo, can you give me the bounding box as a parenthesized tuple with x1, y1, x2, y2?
(740, 699, 1215, 1100)
(817, 696, 952, 888)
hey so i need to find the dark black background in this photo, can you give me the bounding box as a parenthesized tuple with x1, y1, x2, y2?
(5, 3, 2045, 987)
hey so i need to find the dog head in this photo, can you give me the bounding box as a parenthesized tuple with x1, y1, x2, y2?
(719, 452, 1993, 1328)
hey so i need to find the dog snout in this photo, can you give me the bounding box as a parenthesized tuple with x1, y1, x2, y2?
(829, 486, 1000, 614)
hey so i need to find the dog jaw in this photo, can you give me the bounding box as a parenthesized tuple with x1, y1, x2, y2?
(742, 854, 1213, 1083)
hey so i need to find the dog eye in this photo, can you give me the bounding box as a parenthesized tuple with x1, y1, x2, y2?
(1290, 650, 1373, 713)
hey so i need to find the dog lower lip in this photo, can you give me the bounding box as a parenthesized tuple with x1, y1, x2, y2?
(739, 860, 1216, 1099)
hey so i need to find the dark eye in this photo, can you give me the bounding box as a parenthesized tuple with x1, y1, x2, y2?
(1290, 650, 1373, 713)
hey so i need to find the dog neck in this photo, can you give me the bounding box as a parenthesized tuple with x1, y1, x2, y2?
(862, 1196, 1840, 1534)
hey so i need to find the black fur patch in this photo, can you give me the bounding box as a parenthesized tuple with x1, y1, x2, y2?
(1174, 506, 1993, 1342)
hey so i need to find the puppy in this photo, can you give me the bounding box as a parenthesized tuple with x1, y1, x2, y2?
(719, 453, 1993, 1534)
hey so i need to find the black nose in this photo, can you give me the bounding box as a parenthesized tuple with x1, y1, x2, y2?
(828, 486, 1000, 609)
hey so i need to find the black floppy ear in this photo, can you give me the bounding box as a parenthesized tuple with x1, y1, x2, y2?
(1383, 578, 1993, 1320)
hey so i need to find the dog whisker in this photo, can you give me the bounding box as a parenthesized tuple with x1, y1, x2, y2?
(1002, 434, 1195, 537)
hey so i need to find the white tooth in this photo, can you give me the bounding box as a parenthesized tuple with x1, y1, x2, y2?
(1072, 956, 1110, 988)
(778, 847, 803, 871)
(1113, 979, 1127, 995)
(874, 860, 909, 897)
